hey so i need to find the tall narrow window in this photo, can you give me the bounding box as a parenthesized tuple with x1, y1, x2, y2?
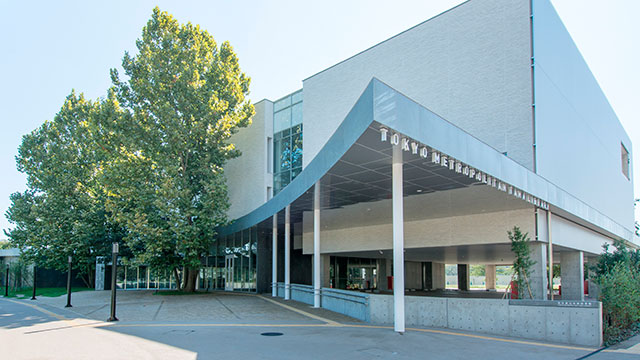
(267, 137, 273, 174)
(621, 143, 630, 180)
(273, 90, 303, 195)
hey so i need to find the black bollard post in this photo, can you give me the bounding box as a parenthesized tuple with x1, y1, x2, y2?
(31, 266, 37, 300)
(107, 243, 119, 322)
(65, 256, 72, 308)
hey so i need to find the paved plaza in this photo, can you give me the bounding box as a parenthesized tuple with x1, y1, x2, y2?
(0, 291, 639, 359)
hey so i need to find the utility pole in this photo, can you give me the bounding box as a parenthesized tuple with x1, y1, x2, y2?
(107, 243, 119, 322)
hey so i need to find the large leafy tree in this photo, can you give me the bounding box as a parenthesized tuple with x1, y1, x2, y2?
(106, 7, 254, 291)
(5, 92, 125, 286)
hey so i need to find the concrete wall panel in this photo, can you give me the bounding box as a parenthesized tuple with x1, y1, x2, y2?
(303, 0, 533, 170)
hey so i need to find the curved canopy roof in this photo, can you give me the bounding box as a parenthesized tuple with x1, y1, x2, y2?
(220, 79, 633, 244)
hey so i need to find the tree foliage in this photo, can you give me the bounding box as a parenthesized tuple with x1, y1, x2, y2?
(106, 7, 254, 291)
(5, 92, 125, 286)
(5, 8, 252, 292)
(508, 226, 536, 299)
(592, 240, 640, 344)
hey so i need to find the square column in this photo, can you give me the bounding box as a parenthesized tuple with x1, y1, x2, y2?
(457, 264, 469, 291)
(272, 213, 278, 297)
(313, 181, 321, 308)
(529, 243, 548, 300)
(284, 205, 291, 300)
(321, 254, 331, 288)
(561, 251, 584, 301)
(485, 265, 496, 290)
(432, 263, 446, 290)
(392, 141, 405, 333)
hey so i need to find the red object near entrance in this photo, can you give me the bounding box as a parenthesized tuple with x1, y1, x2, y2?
(510, 281, 519, 299)
(387, 276, 393, 290)
(584, 280, 589, 295)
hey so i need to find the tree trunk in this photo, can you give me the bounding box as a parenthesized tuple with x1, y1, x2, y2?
(183, 268, 199, 292)
(173, 268, 182, 290)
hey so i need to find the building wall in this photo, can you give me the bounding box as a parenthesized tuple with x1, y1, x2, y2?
(225, 100, 274, 220)
(301, 194, 535, 256)
(550, 214, 611, 255)
(302, 0, 533, 170)
(532, 0, 634, 232)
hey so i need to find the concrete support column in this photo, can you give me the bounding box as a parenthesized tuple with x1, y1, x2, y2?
(284, 205, 291, 300)
(321, 254, 331, 288)
(547, 210, 554, 300)
(378, 259, 388, 291)
(272, 213, 278, 297)
(485, 265, 496, 290)
(432, 263, 446, 290)
(529, 243, 548, 300)
(313, 181, 321, 308)
(561, 251, 584, 301)
(392, 141, 405, 333)
(457, 264, 469, 291)
(422, 262, 432, 290)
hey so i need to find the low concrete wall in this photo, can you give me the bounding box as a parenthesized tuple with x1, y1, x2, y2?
(369, 295, 602, 347)
(321, 288, 369, 322)
(273, 284, 602, 347)
(275, 283, 369, 321)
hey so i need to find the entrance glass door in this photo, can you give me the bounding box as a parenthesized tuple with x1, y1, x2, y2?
(225, 255, 235, 291)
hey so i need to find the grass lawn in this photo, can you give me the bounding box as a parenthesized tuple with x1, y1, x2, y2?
(3, 287, 93, 298)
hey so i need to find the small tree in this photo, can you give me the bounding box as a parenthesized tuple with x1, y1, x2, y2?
(508, 226, 536, 299)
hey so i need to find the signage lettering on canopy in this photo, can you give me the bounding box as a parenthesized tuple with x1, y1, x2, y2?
(379, 127, 549, 210)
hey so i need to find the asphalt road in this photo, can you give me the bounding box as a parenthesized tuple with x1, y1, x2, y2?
(0, 295, 638, 360)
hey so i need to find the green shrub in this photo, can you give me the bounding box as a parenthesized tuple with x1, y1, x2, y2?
(593, 240, 640, 344)
(598, 262, 640, 344)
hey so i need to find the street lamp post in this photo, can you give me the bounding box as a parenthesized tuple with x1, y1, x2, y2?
(107, 242, 119, 322)
(65, 255, 72, 308)
(31, 265, 37, 300)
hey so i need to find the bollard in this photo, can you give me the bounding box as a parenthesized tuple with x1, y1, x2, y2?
(65, 256, 72, 307)
(107, 243, 119, 322)
(31, 266, 37, 300)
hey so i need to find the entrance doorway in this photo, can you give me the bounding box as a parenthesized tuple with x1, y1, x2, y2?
(225, 255, 235, 291)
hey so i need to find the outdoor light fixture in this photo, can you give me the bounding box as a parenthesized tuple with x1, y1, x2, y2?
(107, 242, 119, 322)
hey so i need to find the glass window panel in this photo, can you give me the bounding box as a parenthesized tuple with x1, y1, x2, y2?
(274, 107, 291, 133)
(274, 95, 291, 112)
(291, 102, 302, 126)
(277, 136, 292, 172)
(280, 171, 291, 189)
(291, 133, 302, 169)
(291, 167, 301, 180)
(291, 90, 302, 104)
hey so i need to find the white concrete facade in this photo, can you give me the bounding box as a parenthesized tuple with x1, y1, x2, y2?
(218, 0, 635, 344)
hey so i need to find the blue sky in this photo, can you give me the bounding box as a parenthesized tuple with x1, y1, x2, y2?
(1, 0, 638, 240)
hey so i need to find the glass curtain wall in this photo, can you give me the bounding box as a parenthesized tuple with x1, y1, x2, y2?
(273, 90, 303, 194)
(199, 226, 258, 292)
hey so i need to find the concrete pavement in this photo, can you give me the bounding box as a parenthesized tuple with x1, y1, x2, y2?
(1, 290, 638, 359)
